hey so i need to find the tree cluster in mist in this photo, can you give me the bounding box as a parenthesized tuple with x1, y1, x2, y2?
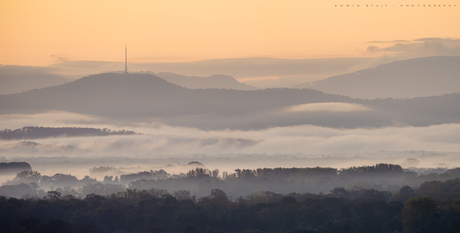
(89, 166, 124, 175)
(3, 163, 460, 200)
(0, 126, 138, 140)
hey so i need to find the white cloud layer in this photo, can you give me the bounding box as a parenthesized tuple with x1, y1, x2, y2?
(286, 102, 371, 113)
(1, 112, 460, 158)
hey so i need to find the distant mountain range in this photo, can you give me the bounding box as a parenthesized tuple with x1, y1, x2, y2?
(1, 72, 459, 130)
(298, 56, 460, 99)
(0, 66, 256, 95)
(3, 56, 459, 98)
(47, 57, 371, 80)
(0, 73, 345, 117)
(148, 72, 257, 90)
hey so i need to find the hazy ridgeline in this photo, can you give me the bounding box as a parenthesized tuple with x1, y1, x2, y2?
(2, 56, 460, 98)
(300, 56, 460, 99)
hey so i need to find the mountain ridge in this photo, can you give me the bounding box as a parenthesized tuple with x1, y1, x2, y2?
(298, 56, 460, 99)
(0, 72, 352, 117)
(1, 72, 459, 130)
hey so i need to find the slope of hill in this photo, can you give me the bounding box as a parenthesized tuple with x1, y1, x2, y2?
(298, 56, 460, 99)
(0, 73, 347, 117)
(153, 72, 257, 90)
(0, 74, 66, 95)
(0, 72, 459, 130)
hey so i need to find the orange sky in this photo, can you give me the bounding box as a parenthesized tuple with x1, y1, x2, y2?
(1, 0, 459, 66)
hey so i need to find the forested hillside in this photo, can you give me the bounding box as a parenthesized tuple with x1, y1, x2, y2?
(1, 179, 460, 233)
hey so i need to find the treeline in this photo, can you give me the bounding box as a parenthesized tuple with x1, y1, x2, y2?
(3, 164, 460, 200)
(1, 181, 460, 233)
(0, 126, 138, 140)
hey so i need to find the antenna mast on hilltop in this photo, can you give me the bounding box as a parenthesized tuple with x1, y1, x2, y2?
(124, 44, 128, 74)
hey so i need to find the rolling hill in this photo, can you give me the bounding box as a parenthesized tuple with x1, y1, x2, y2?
(1, 72, 459, 130)
(298, 56, 460, 99)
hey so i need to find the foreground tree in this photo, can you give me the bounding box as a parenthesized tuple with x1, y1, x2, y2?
(402, 196, 443, 233)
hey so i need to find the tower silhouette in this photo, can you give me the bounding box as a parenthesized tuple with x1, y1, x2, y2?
(124, 44, 128, 74)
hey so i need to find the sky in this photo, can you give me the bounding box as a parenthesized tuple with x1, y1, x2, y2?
(1, 0, 459, 66)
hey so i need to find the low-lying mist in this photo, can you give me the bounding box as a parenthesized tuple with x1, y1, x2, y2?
(1, 110, 460, 199)
(1, 112, 460, 157)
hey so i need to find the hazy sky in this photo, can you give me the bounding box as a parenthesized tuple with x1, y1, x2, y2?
(1, 0, 459, 66)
